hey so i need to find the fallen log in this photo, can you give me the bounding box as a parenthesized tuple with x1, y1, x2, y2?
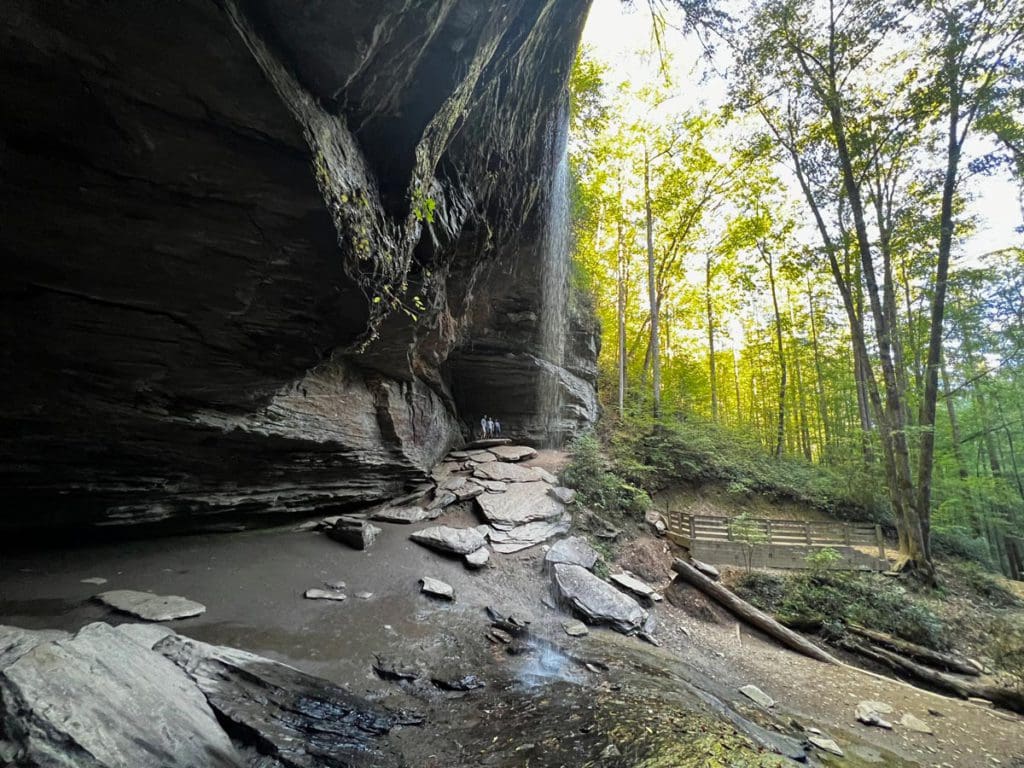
(847, 623, 983, 676)
(671, 559, 839, 664)
(841, 640, 1024, 714)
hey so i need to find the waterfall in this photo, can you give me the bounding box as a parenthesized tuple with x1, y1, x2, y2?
(537, 105, 571, 446)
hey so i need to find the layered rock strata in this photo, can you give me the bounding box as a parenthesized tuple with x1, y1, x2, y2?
(0, 0, 597, 535)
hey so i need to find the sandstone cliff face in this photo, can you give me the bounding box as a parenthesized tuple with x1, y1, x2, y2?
(0, 0, 597, 535)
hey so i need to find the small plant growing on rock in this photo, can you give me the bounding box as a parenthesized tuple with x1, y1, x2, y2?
(728, 512, 767, 572)
(411, 186, 436, 224)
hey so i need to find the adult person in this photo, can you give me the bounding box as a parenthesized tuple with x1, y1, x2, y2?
(486, 416, 496, 438)
(480, 415, 489, 439)
(494, 419, 502, 437)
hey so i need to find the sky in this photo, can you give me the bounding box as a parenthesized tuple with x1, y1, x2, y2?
(579, 0, 1024, 262)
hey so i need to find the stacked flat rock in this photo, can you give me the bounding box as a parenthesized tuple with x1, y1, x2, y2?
(410, 525, 487, 555)
(472, 462, 548, 483)
(488, 445, 538, 462)
(475, 482, 564, 530)
(609, 573, 663, 603)
(544, 536, 600, 571)
(551, 564, 647, 634)
(488, 517, 571, 553)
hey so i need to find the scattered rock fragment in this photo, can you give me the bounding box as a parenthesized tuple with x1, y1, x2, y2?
(420, 577, 455, 601)
(739, 684, 774, 708)
(900, 713, 934, 734)
(644, 509, 668, 536)
(562, 620, 589, 637)
(860, 700, 893, 715)
(427, 490, 458, 511)
(855, 702, 893, 729)
(324, 580, 346, 590)
(545, 536, 600, 571)
(548, 486, 577, 504)
(292, 520, 320, 532)
(355, 592, 374, 600)
(808, 736, 844, 756)
(373, 655, 419, 681)
(326, 520, 381, 550)
(609, 572, 663, 603)
(475, 479, 508, 493)
(431, 674, 485, 691)
(304, 589, 346, 601)
(465, 547, 490, 568)
(80, 577, 108, 585)
(454, 483, 484, 501)
(372, 507, 440, 524)
(489, 445, 539, 462)
(411, 525, 487, 555)
(94, 590, 206, 622)
(600, 744, 621, 759)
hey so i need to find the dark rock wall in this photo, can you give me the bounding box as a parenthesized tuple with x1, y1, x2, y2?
(0, 0, 597, 536)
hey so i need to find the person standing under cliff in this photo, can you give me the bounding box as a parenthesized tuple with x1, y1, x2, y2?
(480, 415, 489, 439)
(494, 419, 502, 437)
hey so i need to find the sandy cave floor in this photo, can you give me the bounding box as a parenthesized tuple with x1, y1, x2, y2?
(1, 500, 1022, 767)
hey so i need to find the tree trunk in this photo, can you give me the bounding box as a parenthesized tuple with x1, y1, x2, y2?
(671, 560, 838, 664)
(764, 247, 786, 458)
(643, 143, 660, 418)
(706, 255, 719, 421)
(942, 363, 969, 480)
(807, 279, 832, 455)
(616, 201, 627, 416)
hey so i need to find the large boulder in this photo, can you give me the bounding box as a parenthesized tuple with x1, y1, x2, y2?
(488, 516, 572, 553)
(475, 481, 565, 530)
(551, 564, 648, 634)
(0, 623, 242, 767)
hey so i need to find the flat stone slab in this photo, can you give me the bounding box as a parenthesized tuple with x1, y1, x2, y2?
(454, 483, 484, 501)
(420, 577, 455, 600)
(475, 481, 564, 530)
(304, 589, 346, 601)
(551, 564, 647, 634)
(80, 576, 108, 585)
(373, 506, 441, 524)
(609, 572, 663, 602)
(473, 462, 549, 484)
(465, 547, 490, 568)
(739, 684, 774, 708)
(473, 479, 508, 493)
(489, 515, 571, 553)
(465, 438, 512, 449)
(426, 490, 458, 510)
(489, 445, 538, 462)
(95, 590, 206, 622)
(900, 713, 934, 734)
(411, 525, 487, 555)
(545, 536, 600, 570)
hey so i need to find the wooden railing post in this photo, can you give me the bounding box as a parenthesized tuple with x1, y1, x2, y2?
(765, 519, 773, 545)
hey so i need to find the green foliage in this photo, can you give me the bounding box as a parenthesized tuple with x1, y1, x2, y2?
(948, 561, 1020, 608)
(804, 547, 842, 577)
(736, 570, 946, 650)
(411, 186, 436, 224)
(931, 527, 995, 568)
(606, 413, 887, 523)
(562, 432, 652, 516)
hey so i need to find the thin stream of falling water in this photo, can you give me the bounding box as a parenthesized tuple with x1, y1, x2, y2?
(537, 104, 571, 447)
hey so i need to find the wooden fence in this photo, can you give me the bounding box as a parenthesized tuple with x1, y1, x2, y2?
(666, 512, 888, 571)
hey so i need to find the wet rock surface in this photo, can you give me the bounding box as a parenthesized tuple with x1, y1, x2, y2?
(544, 536, 600, 571)
(551, 564, 648, 635)
(94, 590, 206, 622)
